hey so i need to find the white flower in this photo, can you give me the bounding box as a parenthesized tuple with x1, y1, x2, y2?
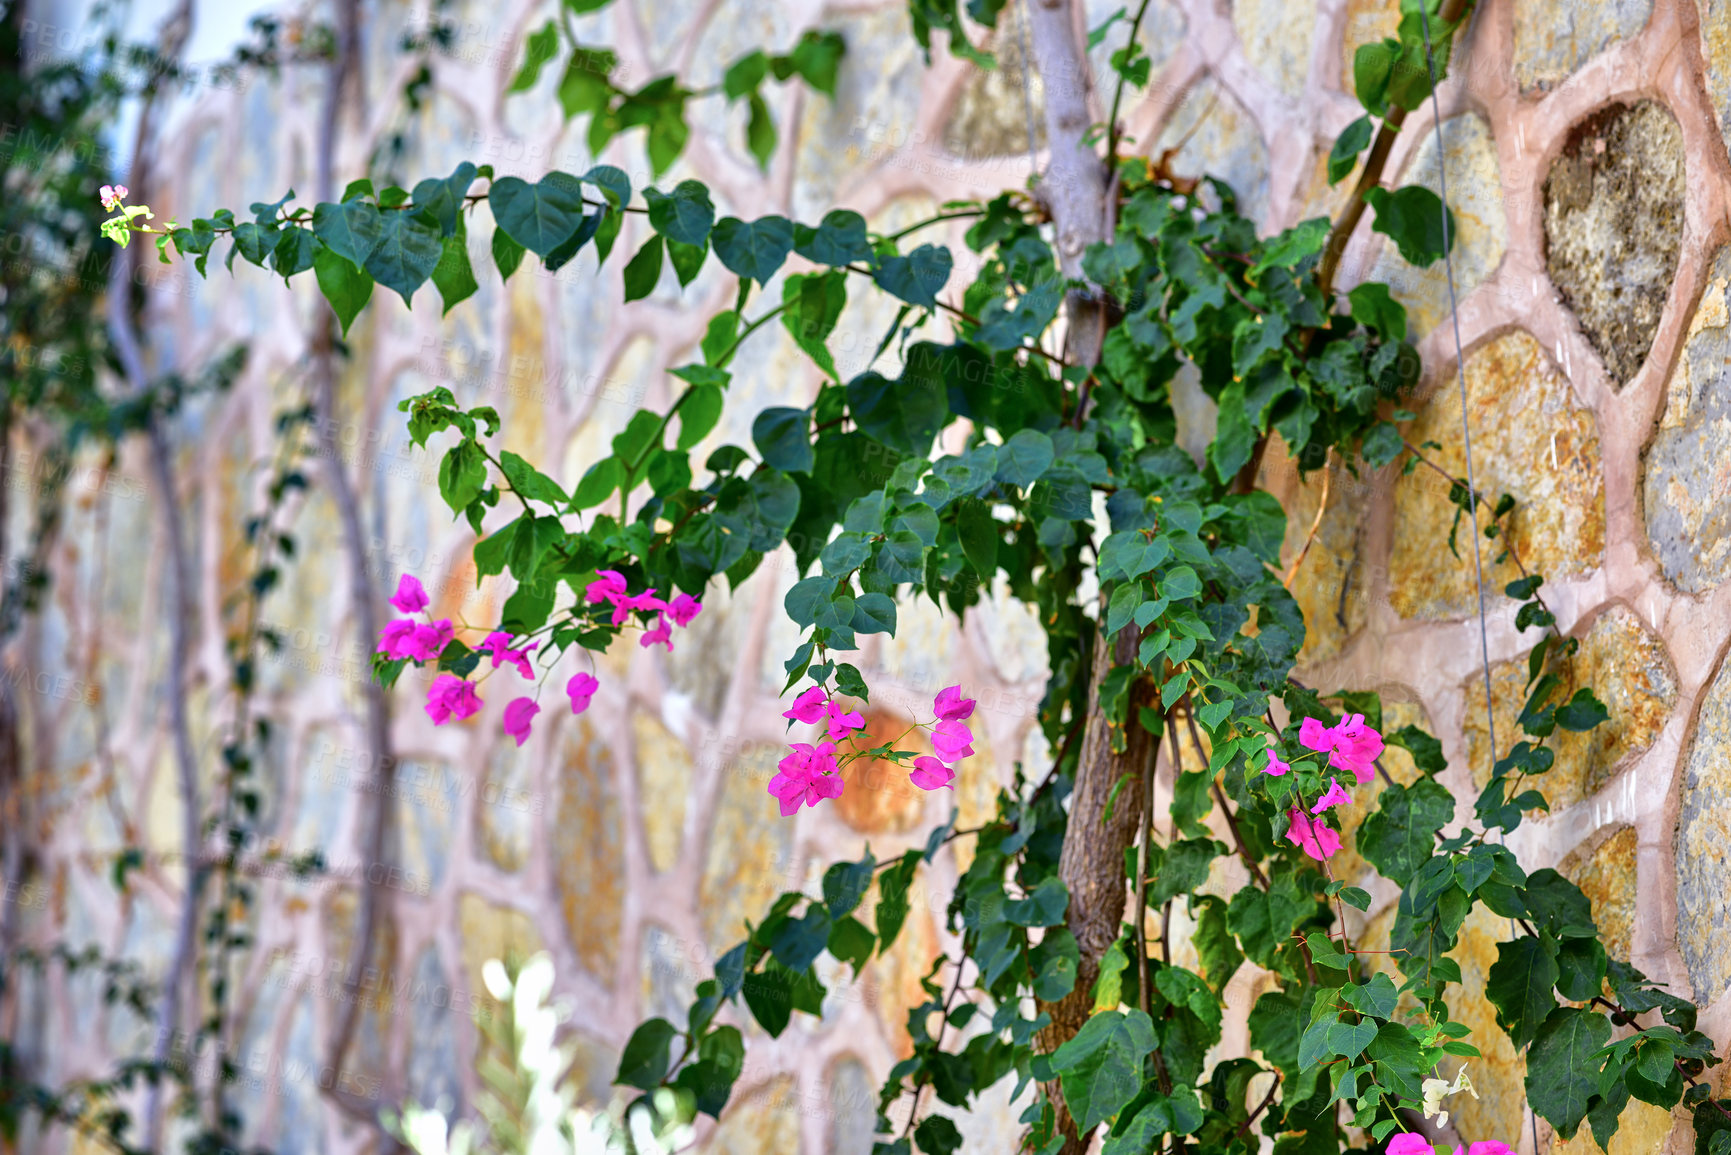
(1421, 1063, 1478, 1130)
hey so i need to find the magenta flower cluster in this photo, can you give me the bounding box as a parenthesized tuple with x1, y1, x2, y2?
(766, 683, 978, 816)
(1261, 712, 1386, 862)
(374, 572, 699, 750)
(1388, 1134, 1512, 1155)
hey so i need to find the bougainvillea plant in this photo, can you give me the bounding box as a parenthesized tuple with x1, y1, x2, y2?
(109, 0, 1731, 1153)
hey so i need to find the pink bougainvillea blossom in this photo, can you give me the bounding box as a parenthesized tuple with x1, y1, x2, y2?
(640, 614, 673, 650)
(479, 631, 539, 679)
(782, 686, 828, 725)
(1263, 746, 1290, 776)
(823, 702, 865, 741)
(379, 618, 455, 662)
(99, 184, 128, 210)
(1459, 1143, 1514, 1155)
(931, 719, 975, 763)
(376, 618, 420, 659)
(909, 755, 955, 791)
(1386, 1136, 1432, 1155)
(667, 593, 703, 627)
(1284, 808, 1341, 861)
(1310, 776, 1353, 814)
(413, 619, 456, 660)
(389, 574, 429, 614)
(768, 741, 843, 815)
(567, 672, 599, 714)
(934, 685, 976, 722)
(425, 674, 482, 725)
(503, 697, 540, 747)
(584, 570, 628, 604)
(1297, 713, 1384, 785)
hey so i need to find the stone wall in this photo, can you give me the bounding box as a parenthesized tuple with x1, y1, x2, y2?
(6, 0, 1731, 1152)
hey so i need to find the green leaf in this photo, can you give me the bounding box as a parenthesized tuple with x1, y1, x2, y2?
(1487, 936, 1561, 1050)
(1527, 1006, 1613, 1139)
(365, 211, 444, 306)
(412, 161, 479, 237)
(1005, 877, 1069, 927)
(723, 50, 769, 99)
(645, 180, 717, 246)
(312, 198, 384, 269)
(711, 215, 795, 283)
(794, 209, 872, 266)
(508, 20, 561, 93)
(876, 850, 921, 951)
(852, 591, 897, 635)
(492, 227, 526, 280)
(571, 457, 624, 510)
(956, 498, 998, 578)
(438, 441, 488, 515)
(623, 234, 665, 301)
(1353, 37, 1399, 116)
(1556, 936, 1608, 1003)
(1365, 184, 1455, 268)
(823, 853, 876, 919)
(753, 407, 815, 472)
(742, 964, 795, 1037)
(995, 428, 1054, 488)
(1328, 115, 1375, 184)
(1348, 282, 1408, 344)
(873, 244, 953, 309)
(560, 49, 617, 118)
(491, 172, 589, 257)
(1387, 723, 1445, 774)
(1030, 928, 1079, 1002)
(827, 915, 875, 973)
(432, 230, 478, 315)
(313, 244, 374, 336)
(782, 270, 847, 379)
(677, 383, 724, 450)
(1555, 688, 1609, 732)
(745, 91, 776, 171)
(787, 29, 845, 96)
(846, 368, 947, 457)
(1049, 1010, 1158, 1132)
(1357, 778, 1454, 886)
(615, 1017, 678, 1089)
(914, 1115, 963, 1155)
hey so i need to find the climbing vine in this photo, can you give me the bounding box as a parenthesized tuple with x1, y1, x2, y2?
(65, 0, 1731, 1153)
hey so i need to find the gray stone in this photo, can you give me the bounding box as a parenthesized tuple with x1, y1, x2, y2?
(823, 1055, 879, 1155)
(405, 945, 464, 1113)
(1514, 0, 1651, 92)
(1644, 245, 1731, 592)
(1675, 652, 1731, 1002)
(1153, 77, 1269, 227)
(1543, 100, 1685, 387)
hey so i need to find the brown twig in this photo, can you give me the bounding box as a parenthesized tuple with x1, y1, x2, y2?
(1281, 452, 1333, 589)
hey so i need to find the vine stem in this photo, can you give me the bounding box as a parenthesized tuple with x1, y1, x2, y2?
(1106, 0, 1155, 167)
(1281, 450, 1333, 589)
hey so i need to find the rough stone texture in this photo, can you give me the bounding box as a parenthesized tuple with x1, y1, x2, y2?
(942, 0, 1045, 159)
(1645, 245, 1731, 592)
(14, 1, 1731, 1152)
(1543, 101, 1686, 387)
(1461, 606, 1676, 805)
(1559, 826, 1639, 961)
(1677, 653, 1731, 1004)
(1514, 0, 1651, 92)
(1270, 442, 1371, 664)
(1370, 114, 1508, 339)
(1389, 332, 1605, 621)
(1232, 0, 1318, 99)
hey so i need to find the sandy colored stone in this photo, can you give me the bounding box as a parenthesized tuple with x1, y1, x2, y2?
(558, 717, 625, 982)
(634, 710, 690, 874)
(1154, 76, 1270, 226)
(1280, 446, 1372, 664)
(1514, 0, 1651, 92)
(1370, 113, 1507, 339)
(701, 739, 796, 953)
(1558, 826, 1638, 962)
(1461, 606, 1675, 806)
(943, 0, 1045, 160)
(707, 1076, 803, 1154)
(456, 893, 543, 1026)
(864, 871, 942, 1056)
(323, 886, 399, 1080)
(1234, 0, 1319, 98)
(1543, 100, 1685, 386)
(1388, 331, 1604, 621)
(833, 705, 932, 834)
(1644, 245, 1731, 593)
(1550, 1096, 1674, 1155)
(1340, 0, 1400, 91)
(1675, 652, 1731, 1003)
(1702, 1, 1731, 149)
(1449, 904, 1528, 1144)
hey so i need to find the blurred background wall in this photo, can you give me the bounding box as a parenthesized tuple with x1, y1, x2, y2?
(4, 0, 1731, 1152)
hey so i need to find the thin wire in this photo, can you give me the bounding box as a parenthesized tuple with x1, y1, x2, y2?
(1412, 13, 1534, 1155)
(1014, 0, 1040, 181)
(1415, 4, 1496, 768)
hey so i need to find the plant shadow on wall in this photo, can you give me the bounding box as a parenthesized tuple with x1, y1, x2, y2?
(20, 0, 1729, 1153)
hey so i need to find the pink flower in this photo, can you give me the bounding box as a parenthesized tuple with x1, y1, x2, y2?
(824, 701, 865, 741)
(933, 685, 975, 722)
(1284, 808, 1341, 861)
(909, 755, 955, 791)
(389, 574, 429, 614)
(425, 674, 482, 725)
(407, 620, 455, 662)
(1329, 713, 1384, 785)
(567, 672, 598, 714)
(1387, 1136, 1432, 1155)
(100, 184, 128, 210)
(667, 593, 702, 627)
(478, 631, 539, 678)
(1461, 1144, 1514, 1155)
(585, 570, 629, 604)
(782, 686, 828, 725)
(931, 719, 974, 763)
(376, 618, 421, 659)
(767, 741, 843, 815)
(640, 614, 673, 651)
(1310, 776, 1353, 814)
(1299, 716, 1334, 753)
(605, 588, 666, 625)
(1263, 746, 1290, 776)
(503, 697, 540, 747)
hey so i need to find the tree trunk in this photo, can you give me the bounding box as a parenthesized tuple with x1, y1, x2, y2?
(1021, 4, 1147, 1151)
